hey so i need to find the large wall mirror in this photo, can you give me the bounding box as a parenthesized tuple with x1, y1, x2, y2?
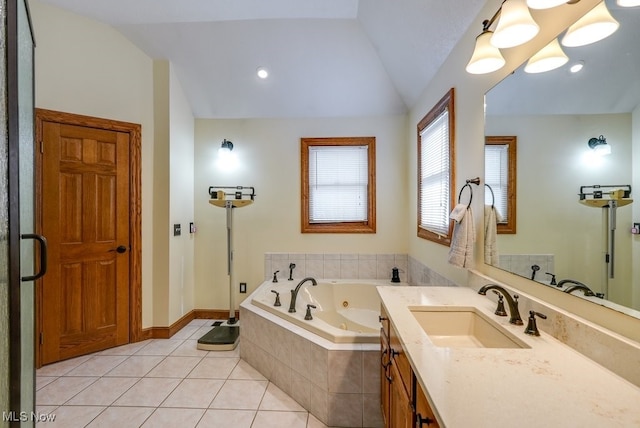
(484, 1, 640, 318)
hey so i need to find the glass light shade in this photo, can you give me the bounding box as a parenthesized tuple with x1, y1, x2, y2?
(524, 38, 569, 73)
(527, 0, 568, 9)
(561, 1, 619, 47)
(466, 31, 506, 74)
(491, 0, 540, 48)
(594, 143, 611, 156)
(616, 0, 640, 7)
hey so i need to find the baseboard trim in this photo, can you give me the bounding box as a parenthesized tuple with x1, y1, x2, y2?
(139, 309, 240, 340)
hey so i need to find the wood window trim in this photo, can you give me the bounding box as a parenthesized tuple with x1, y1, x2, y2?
(417, 88, 456, 246)
(34, 108, 143, 367)
(485, 135, 517, 234)
(301, 136, 376, 233)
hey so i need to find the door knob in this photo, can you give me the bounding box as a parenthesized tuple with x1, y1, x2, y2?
(110, 245, 127, 254)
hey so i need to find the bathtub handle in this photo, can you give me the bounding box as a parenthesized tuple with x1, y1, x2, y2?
(270, 290, 281, 306)
(304, 304, 316, 320)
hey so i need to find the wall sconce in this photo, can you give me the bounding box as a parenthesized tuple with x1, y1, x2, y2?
(466, 29, 506, 74)
(561, 1, 619, 47)
(217, 139, 238, 171)
(527, 0, 571, 8)
(588, 135, 611, 156)
(524, 38, 569, 73)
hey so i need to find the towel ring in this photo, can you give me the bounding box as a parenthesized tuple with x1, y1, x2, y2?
(485, 184, 495, 209)
(458, 183, 473, 209)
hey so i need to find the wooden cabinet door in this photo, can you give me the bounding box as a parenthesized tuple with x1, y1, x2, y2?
(415, 379, 440, 427)
(390, 360, 413, 428)
(381, 335, 391, 427)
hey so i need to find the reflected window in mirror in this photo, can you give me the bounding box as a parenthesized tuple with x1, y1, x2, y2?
(485, 136, 516, 234)
(417, 88, 456, 246)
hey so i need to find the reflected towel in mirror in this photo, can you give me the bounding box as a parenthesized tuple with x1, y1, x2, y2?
(484, 205, 502, 265)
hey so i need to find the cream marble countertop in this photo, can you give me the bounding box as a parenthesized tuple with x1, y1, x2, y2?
(377, 286, 640, 428)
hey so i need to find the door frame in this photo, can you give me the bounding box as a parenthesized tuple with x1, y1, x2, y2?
(34, 108, 142, 367)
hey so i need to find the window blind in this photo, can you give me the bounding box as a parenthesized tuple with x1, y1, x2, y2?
(484, 144, 508, 222)
(419, 110, 450, 236)
(308, 145, 368, 223)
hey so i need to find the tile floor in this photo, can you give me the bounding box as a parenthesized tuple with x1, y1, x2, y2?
(35, 319, 329, 427)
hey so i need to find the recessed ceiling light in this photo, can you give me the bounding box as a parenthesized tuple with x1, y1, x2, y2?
(569, 61, 584, 73)
(256, 67, 269, 79)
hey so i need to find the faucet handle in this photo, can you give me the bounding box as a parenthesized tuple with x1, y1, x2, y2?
(272, 270, 279, 283)
(524, 311, 547, 336)
(492, 291, 507, 317)
(271, 290, 281, 307)
(304, 304, 317, 320)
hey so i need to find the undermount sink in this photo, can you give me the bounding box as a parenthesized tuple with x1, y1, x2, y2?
(410, 306, 530, 349)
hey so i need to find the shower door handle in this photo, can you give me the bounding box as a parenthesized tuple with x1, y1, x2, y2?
(20, 233, 48, 282)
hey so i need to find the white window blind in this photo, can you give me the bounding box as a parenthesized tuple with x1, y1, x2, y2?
(419, 110, 450, 236)
(484, 144, 508, 223)
(308, 145, 368, 223)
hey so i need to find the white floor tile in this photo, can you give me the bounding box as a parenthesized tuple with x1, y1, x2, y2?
(86, 406, 155, 428)
(65, 377, 139, 406)
(188, 357, 239, 379)
(251, 410, 308, 428)
(37, 376, 98, 406)
(196, 409, 256, 427)
(35, 355, 92, 377)
(37, 405, 105, 427)
(229, 359, 267, 381)
(112, 378, 181, 407)
(104, 355, 164, 377)
(141, 408, 205, 428)
(66, 355, 129, 377)
(146, 356, 202, 378)
(135, 339, 184, 356)
(160, 378, 225, 409)
(98, 340, 152, 356)
(171, 339, 211, 357)
(259, 383, 306, 412)
(210, 379, 268, 410)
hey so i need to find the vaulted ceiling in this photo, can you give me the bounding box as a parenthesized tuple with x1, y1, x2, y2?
(38, 0, 486, 118)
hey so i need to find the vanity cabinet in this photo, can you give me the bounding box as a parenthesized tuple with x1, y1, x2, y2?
(380, 306, 440, 428)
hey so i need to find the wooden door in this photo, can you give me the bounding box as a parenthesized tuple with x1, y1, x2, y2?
(40, 121, 131, 364)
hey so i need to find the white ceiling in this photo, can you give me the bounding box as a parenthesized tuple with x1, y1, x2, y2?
(38, 0, 486, 118)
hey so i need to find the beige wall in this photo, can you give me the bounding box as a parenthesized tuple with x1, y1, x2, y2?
(633, 105, 640, 310)
(409, 0, 640, 340)
(193, 116, 408, 310)
(32, 1, 195, 328)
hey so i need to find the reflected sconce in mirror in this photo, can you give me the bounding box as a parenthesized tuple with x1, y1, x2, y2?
(588, 135, 611, 156)
(561, 1, 619, 47)
(524, 38, 569, 73)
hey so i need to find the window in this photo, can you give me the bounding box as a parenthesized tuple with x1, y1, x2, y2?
(417, 88, 455, 245)
(301, 137, 376, 233)
(485, 136, 517, 234)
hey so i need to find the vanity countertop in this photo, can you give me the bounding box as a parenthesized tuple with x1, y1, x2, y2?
(377, 286, 640, 427)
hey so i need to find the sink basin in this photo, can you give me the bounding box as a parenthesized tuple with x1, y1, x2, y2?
(410, 307, 530, 349)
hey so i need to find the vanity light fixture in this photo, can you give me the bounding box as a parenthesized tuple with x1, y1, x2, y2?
(588, 135, 611, 156)
(561, 1, 619, 47)
(219, 138, 234, 155)
(524, 38, 569, 73)
(526, 0, 570, 10)
(466, 29, 507, 74)
(490, 0, 540, 49)
(616, 0, 640, 7)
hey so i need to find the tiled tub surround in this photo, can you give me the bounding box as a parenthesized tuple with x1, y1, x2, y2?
(264, 253, 457, 287)
(239, 281, 383, 427)
(497, 254, 554, 280)
(468, 270, 640, 388)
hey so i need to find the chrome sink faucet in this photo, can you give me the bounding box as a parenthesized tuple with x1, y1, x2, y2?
(288, 277, 317, 313)
(478, 284, 523, 325)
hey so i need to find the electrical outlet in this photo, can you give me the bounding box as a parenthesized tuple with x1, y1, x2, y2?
(239, 282, 247, 293)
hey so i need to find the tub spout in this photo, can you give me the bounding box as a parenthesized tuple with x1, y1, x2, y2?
(288, 277, 317, 313)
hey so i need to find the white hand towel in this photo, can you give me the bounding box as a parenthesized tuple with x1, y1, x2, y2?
(449, 203, 468, 222)
(448, 206, 475, 268)
(484, 205, 500, 265)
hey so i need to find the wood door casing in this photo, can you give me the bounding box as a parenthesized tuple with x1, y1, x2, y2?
(35, 109, 142, 366)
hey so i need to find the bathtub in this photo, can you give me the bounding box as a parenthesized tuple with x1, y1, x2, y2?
(250, 278, 384, 343)
(240, 278, 397, 427)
